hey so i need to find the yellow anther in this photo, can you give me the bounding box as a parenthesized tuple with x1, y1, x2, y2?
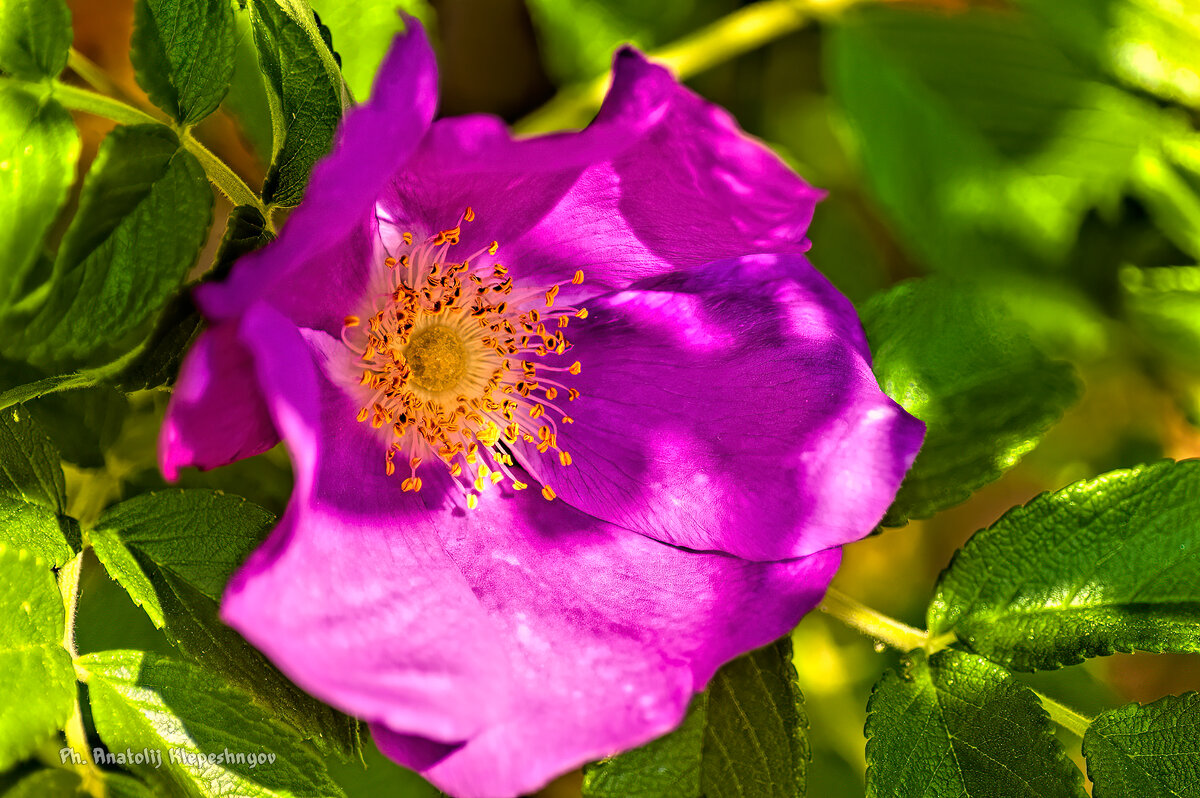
(356, 408, 369, 422)
(575, 308, 588, 319)
(464, 206, 475, 222)
(512, 481, 528, 490)
(541, 485, 557, 501)
(568, 361, 582, 375)
(559, 451, 572, 467)
(344, 315, 360, 327)
(572, 270, 584, 284)
(467, 493, 479, 509)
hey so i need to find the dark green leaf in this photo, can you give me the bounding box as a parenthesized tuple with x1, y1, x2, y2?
(864, 278, 1081, 524)
(1, 769, 82, 798)
(4, 124, 213, 366)
(248, 0, 344, 207)
(92, 489, 274, 609)
(929, 459, 1200, 670)
(828, 5, 1178, 278)
(213, 203, 275, 277)
(0, 405, 67, 513)
(0, 89, 79, 311)
(0, 545, 76, 771)
(865, 650, 1084, 798)
(1084, 693, 1200, 797)
(585, 700, 705, 798)
(584, 637, 808, 798)
(131, 0, 237, 124)
(0, 0, 71, 80)
(79, 650, 347, 798)
(90, 490, 362, 757)
(1018, 0, 1200, 109)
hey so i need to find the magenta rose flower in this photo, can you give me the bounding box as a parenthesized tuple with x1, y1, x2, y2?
(158, 20, 923, 798)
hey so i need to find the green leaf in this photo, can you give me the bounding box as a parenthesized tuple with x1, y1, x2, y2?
(0, 496, 74, 568)
(865, 650, 1085, 798)
(79, 650, 347, 798)
(0, 0, 71, 80)
(4, 124, 213, 366)
(247, 0, 345, 207)
(131, 0, 237, 124)
(1084, 693, 1200, 797)
(929, 459, 1200, 671)
(1122, 265, 1200, 366)
(92, 489, 275, 613)
(306, 0, 433, 99)
(0, 405, 75, 564)
(863, 278, 1081, 524)
(0, 404, 67, 513)
(0, 89, 80, 311)
(1133, 133, 1200, 261)
(1018, 0, 1200, 109)
(90, 490, 362, 757)
(583, 637, 808, 798)
(0, 545, 76, 771)
(828, 5, 1179, 278)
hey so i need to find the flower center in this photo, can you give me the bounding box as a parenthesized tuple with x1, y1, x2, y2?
(404, 325, 467, 393)
(339, 207, 586, 507)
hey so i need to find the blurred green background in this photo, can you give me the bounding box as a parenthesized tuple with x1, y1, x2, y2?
(47, 0, 1200, 795)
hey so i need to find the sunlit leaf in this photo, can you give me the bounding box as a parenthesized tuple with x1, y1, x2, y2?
(930, 459, 1200, 670)
(0, 545, 76, 771)
(80, 650, 347, 798)
(864, 278, 1081, 524)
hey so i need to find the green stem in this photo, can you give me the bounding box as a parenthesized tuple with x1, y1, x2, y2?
(1036, 691, 1093, 738)
(515, 0, 866, 134)
(181, 131, 267, 211)
(45, 79, 162, 126)
(66, 48, 128, 102)
(0, 76, 266, 214)
(59, 552, 104, 795)
(820, 586, 929, 652)
(822, 588, 1096, 738)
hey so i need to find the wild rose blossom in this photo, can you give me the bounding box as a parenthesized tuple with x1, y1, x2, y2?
(159, 20, 924, 798)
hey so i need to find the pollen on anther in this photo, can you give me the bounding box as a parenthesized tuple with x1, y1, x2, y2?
(541, 485, 557, 501)
(572, 270, 585, 284)
(344, 315, 360, 327)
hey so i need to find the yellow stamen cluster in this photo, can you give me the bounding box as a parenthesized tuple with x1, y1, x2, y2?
(340, 208, 585, 505)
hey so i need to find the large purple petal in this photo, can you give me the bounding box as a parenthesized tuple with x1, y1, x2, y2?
(220, 303, 512, 741)
(201, 18, 438, 332)
(159, 324, 278, 479)
(373, 481, 839, 798)
(513, 254, 925, 562)
(216, 304, 840, 798)
(378, 47, 821, 299)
